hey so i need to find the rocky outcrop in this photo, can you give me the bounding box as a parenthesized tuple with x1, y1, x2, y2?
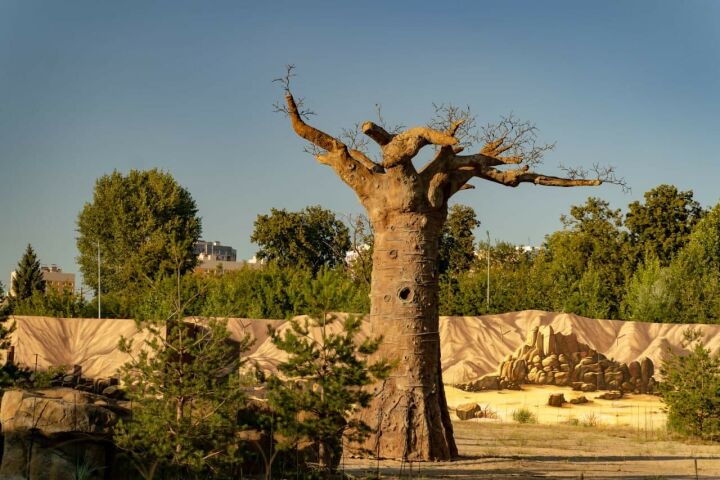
(0, 388, 130, 479)
(491, 325, 657, 394)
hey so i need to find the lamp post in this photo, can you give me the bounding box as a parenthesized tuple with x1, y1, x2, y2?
(486, 230, 490, 311)
(97, 240, 101, 319)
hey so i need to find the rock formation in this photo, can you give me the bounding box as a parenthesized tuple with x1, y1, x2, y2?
(0, 388, 130, 479)
(460, 325, 657, 394)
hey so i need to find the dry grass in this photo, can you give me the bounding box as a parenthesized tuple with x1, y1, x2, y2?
(343, 385, 720, 478)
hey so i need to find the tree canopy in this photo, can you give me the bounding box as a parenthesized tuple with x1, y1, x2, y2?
(438, 204, 480, 275)
(251, 205, 350, 274)
(626, 184, 704, 266)
(12, 244, 45, 301)
(76, 169, 201, 313)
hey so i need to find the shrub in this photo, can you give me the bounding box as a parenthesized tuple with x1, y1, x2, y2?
(580, 412, 600, 427)
(660, 328, 720, 440)
(512, 408, 538, 424)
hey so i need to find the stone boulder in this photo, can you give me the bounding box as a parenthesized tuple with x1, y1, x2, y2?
(457, 374, 500, 392)
(569, 396, 589, 405)
(548, 393, 566, 407)
(0, 388, 129, 479)
(456, 403, 482, 420)
(596, 391, 623, 400)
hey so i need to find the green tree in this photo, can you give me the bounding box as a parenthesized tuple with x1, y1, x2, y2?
(0, 282, 14, 349)
(114, 269, 252, 478)
(76, 169, 201, 316)
(345, 214, 374, 288)
(13, 289, 90, 318)
(622, 255, 677, 322)
(626, 184, 704, 266)
(12, 244, 45, 301)
(438, 204, 480, 275)
(660, 328, 720, 440)
(266, 268, 392, 473)
(251, 206, 350, 274)
(660, 203, 720, 323)
(199, 264, 368, 320)
(535, 197, 629, 318)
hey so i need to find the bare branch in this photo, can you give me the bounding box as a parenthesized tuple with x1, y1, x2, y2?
(362, 121, 394, 146)
(559, 162, 630, 193)
(285, 93, 344, 153)
(382, 126, 459, 169)
(272, 65, 316, 121)
(272, 64, 296, 92)
(375, 104, 404, 134)
(427, 103, 480, 149)
(458, 165, 602, 189)
(362, 104, 404, 146)
(480, 114, 555, 169)
(340, 123, 371, 152)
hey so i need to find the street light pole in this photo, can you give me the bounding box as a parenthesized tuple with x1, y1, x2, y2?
(486, 230, 490, 311)
(97, 240, 101, 319)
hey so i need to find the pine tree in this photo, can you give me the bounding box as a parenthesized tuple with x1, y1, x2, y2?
(660, 328, 720, 440)
(266, 268, 392, 474)
(12, 244, 45, 301)
(113, 244, 252, 478)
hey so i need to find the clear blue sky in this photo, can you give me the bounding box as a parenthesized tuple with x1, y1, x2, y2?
(1, 0, 719, 289)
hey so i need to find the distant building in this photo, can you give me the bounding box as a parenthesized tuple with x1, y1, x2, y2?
(193, 240, 249, 275)
(9, 264, 75, 296)
(194, 259, 251, 276)
(193, 240, 237, 262)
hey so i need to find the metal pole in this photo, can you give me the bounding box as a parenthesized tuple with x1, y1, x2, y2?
(486, 230, 490, 310)
(97, 240, 101, 319)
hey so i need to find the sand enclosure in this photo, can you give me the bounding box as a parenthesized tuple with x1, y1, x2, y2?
(446, 384, 666, 430)
(7, 310, 720, 382)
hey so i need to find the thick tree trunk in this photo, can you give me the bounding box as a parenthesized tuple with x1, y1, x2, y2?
(361, 209, 457, 461)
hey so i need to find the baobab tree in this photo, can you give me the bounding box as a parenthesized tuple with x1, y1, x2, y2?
(276, 67, 621, 461)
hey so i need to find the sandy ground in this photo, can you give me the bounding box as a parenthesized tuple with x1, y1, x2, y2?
(445, 385, 666, 431)
(343, 385, 720, 479)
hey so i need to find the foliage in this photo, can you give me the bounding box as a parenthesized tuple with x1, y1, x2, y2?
(438, 204, 480, 275)
(345, 214, 374, 288)
(251, 205, 351, 274)
(622, 256, 677, 322)
(266, 269, 392, 473)
(76, 169, 201, 317)
(200, 264, 369, 319)
(12, 289, 91, 318)
(114, 271, 252, 478)
(536, 197, 629, 318)
(512, 408, 537, 424)
(659, 204, 720, 323)
(625, 184, 704, 267)
(659, 328, 720, 440)
(12, 244, 45, 301)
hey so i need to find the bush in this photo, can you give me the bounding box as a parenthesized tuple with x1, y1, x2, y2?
(266, 269, 391, 474)
(580, 412, 600, 427)
(660, 328, 720, 440)
(512, 408, 537, 424)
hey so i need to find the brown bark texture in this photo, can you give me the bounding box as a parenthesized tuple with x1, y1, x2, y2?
(282, 89, 604, 461)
